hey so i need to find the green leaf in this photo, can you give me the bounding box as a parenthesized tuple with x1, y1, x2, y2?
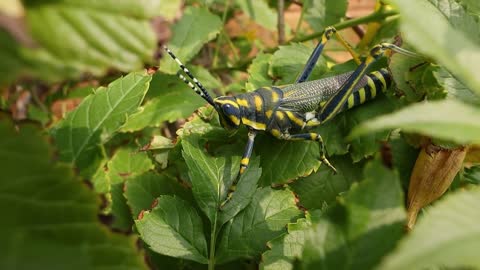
(121, 67, 220, 132)
(317, 95, 395, 161)
(125, 171, 192, 218)
(160, 7, 222, 74)
(0, 118, 147, 270)
(215, 188, 302, 264)
(260, 213, 320, 270)
(52, 72, 151, 175)
(102, 147, 154, 229)
(235, 0, 278, 31)
(350, 99, 480, 144)
(7, 0, 159, 82)
(219, 158, 262, 225)
(291, 155, 363, 209)
(0, 30, 22, 86)
(107, 147, 154, 185)
(388, 52, 432, 102)
(379, 187, 480, 270)
(389, 137, 419, 189)
(390, 0, 480, 94)
(256, 135, 322, 185)
(460, 0, 480, 13)
(300, 160, 406, 270)
(432, 66, 480, 105)
(463, 166, 480, 185)
(429, 0, 480, 44)
(110, 182, 133, 231)
(135, 196, 209, 264)
(269, 43, 328, 85)
(245, 52, 273, 91)
(304, 0, 348, 33)
(182, 134, 241, 222)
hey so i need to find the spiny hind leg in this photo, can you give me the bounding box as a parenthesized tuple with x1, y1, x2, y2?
(318, 43, 420, 124)
(283, 132, 337, 173)
(297, 26, 361, 83)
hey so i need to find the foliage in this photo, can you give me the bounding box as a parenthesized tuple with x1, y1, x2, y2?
(1, 0, 480, 269)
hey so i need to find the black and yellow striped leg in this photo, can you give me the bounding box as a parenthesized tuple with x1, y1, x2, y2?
(220, 129, 257, 208)
(239, 129, 257, 175)
(296, 26, 361, 83)
(286, 133, 337, 173)
(318, 43, 419, 123)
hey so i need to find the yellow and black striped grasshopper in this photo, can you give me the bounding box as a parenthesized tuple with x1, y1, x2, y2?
(164, 27, 418, 206)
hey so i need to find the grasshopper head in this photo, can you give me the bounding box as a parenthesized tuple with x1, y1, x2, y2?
(213, 96, 241, 129)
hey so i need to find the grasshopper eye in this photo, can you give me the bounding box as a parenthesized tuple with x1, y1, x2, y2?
(222, 104, 237, 115)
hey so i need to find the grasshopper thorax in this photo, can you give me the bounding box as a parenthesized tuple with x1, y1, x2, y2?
(214, 96, 241, 129)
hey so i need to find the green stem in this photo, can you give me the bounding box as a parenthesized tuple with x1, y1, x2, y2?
(212, 9, 398, 72)
(208, 205, 220, 269)
(212, 0, 232, 68)
(293, 10, 397, 43)
(294, 0, 309, 39)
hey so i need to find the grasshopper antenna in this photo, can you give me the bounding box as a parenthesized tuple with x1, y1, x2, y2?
(163, 46, 217, 107)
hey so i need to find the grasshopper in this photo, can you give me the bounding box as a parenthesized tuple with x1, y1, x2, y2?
(164, 27, 418, 205)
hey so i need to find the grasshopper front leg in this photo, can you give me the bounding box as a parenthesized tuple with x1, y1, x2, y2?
(220, 129, 257, 209)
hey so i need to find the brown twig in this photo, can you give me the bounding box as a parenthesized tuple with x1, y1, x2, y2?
(277, 0, 285, 45)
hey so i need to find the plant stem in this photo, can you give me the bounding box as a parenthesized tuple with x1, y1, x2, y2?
(212, 0, 232, 68)
(292, 9, 398, 43)
(294, 0, 307, 39)
(208, 214, 218, 270)
(277, 0, 285, 44)
(212, 9, 398, 72)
